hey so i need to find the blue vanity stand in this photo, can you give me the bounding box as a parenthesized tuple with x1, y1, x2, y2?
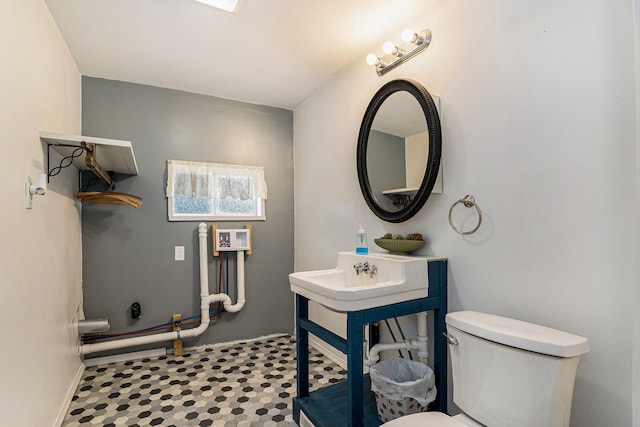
(293, 259, 448, 427)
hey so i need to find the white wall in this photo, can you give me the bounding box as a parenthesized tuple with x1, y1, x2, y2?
(294, 0, 635, 425)
(0, 1, 82, 426)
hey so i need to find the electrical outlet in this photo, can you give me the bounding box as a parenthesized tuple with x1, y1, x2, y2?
(174, 246, 185, 261)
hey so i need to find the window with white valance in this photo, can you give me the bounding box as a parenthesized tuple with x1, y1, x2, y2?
(167, 160, 267, 221)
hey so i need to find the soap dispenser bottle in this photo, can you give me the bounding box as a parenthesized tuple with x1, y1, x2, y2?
(356, 226, 368, 255)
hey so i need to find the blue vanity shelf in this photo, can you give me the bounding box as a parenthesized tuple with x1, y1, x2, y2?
(293, 259, 448, 427)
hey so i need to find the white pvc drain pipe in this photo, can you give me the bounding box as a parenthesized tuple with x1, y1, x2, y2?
(81, 223, 246, 355)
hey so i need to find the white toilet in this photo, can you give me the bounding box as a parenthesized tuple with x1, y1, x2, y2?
(382, 311, 590, 427)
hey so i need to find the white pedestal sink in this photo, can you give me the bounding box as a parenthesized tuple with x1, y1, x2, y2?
(289, 251, 429, 311)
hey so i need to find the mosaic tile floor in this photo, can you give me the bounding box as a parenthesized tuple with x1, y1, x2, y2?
(63, 335, 346, 427)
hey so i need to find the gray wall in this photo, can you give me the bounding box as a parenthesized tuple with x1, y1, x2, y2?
(81, 77, 294, 355)
(367, 130, 405, 211)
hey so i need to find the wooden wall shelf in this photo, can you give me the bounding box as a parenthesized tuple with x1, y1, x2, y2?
(40, 131, 139, 176)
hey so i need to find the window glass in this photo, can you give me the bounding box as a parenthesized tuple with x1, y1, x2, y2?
(167, 160, 266, 221)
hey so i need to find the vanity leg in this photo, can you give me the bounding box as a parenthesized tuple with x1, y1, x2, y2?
(430, 260, 448, 413)
(347, 310, 364, 427)
(434, 306, 447, 412)
(296, 294, 310, 399)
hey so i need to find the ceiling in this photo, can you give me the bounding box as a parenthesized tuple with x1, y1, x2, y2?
(45, 0, 432, 109)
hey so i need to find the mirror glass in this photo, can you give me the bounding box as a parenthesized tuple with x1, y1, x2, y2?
(366, 91, 427, 212)
(357, 79, 441, 223)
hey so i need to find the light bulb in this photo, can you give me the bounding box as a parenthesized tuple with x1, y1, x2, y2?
(193, 0, 242, 13)
(402, 28, 416, 43)
(366, 53, 379, 66)
(31, 186, 45, 195)
(382, 41, 395, 55)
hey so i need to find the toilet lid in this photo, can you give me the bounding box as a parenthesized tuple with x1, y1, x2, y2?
(381, 412, 467, 426)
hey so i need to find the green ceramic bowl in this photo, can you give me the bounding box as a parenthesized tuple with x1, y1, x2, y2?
(374, 238, 425, 255)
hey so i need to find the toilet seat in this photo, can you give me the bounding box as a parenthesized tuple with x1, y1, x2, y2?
(381, 412, 467, 426)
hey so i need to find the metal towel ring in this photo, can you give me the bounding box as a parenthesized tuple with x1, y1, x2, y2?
(448, 195, 482, 235)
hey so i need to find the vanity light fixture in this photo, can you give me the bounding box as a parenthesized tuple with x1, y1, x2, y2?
(193, 0, 242, 13)
(366, 28, 432, 76)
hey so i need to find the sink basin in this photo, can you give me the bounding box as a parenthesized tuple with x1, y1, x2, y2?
(289, 251, 429, 311)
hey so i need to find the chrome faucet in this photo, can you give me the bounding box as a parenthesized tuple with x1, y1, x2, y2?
(367, 264, 377, 278)
(354, 262, 377, 278)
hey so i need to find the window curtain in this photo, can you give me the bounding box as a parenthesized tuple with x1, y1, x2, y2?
(167, 160, 267, 201)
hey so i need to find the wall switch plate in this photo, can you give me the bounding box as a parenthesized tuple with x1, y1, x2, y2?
(174, 246, 185, 261)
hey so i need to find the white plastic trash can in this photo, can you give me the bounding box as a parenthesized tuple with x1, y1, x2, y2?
(370, 357, 437, 422)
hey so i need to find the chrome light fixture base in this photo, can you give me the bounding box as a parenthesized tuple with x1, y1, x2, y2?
(369, 29, 432, 76)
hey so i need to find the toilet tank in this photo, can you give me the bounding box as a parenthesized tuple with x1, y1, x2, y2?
(446, 311, 589, 427)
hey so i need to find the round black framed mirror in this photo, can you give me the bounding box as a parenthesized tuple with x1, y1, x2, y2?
(357, 79, 442, 223)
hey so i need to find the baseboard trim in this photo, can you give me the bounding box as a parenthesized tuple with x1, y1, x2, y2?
(309, 335, 347, 370)
(53, 361, 85, 427)
(83, 348, 167, 367)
